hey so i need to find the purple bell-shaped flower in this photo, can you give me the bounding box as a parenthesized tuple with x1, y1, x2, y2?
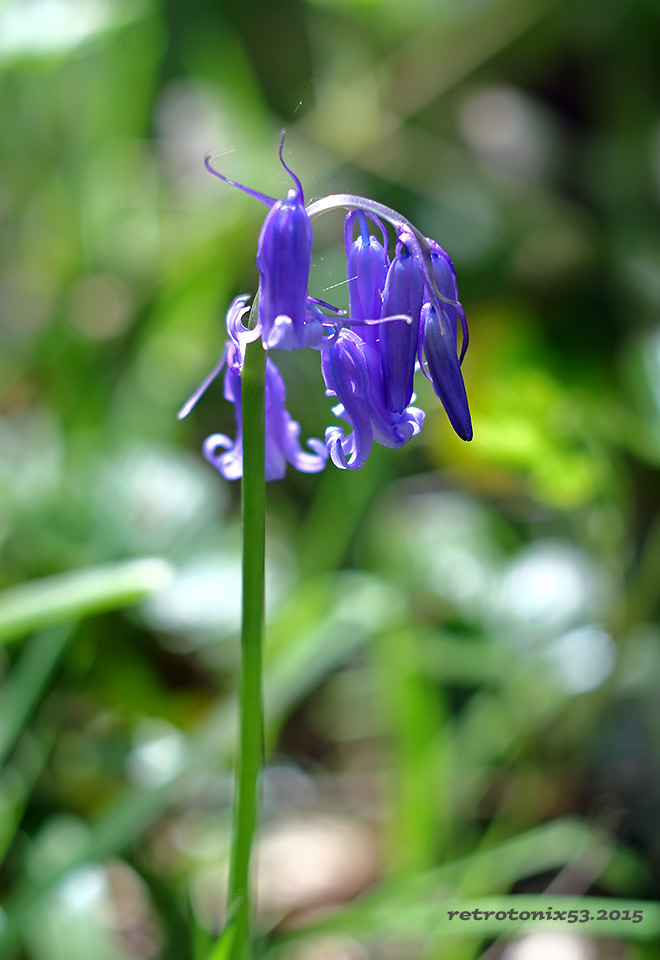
(202, 343, 327, 481)
(256, 164, 313, 351)
(344, 211, 390, 349)
(418, 242, 472, 441)
(321, 329, 424, 471)
(378, 232, 424, 415)
(204, 135, 316, 351)
(178, 297, 327, 481)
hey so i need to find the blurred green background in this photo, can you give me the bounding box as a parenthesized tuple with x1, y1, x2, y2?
(2, 0, 660, 957)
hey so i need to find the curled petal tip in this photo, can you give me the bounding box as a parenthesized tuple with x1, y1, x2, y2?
(278, 128, 305, 200)
(204, 154, 276, 208)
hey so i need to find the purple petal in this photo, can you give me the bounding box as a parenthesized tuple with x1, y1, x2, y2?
(203, 432, 243, 481)
(226, 295, 261, 347)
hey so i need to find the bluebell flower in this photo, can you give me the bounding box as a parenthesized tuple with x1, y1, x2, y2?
(254, 159, 313, 351)
(204, 135, 321, 351)
(321, 328, 424, 471)
(417, 241, 472, 441)
(182, 139, 473, 481)
(378, 231, 425, 415)
(344, 211, 390, 349)
(178, 297, 327, 481)
(202, 346, 327, 482)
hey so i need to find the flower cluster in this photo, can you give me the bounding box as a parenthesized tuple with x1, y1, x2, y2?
(179, 136, 472, 480)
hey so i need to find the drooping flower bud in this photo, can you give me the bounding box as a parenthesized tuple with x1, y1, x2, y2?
(419, 303, 472, 441)
(378, 234, 424, 414)
(204, 136, 315, 351)
(256, 181, 313, 350)
(418, 243, 472, 441)
(344, 211, 389, 349)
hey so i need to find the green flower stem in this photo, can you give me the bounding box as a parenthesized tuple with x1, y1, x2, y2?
(228, 335, 267, 958)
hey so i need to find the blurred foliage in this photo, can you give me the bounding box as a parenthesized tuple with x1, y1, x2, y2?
(2, 0, 660, 958)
